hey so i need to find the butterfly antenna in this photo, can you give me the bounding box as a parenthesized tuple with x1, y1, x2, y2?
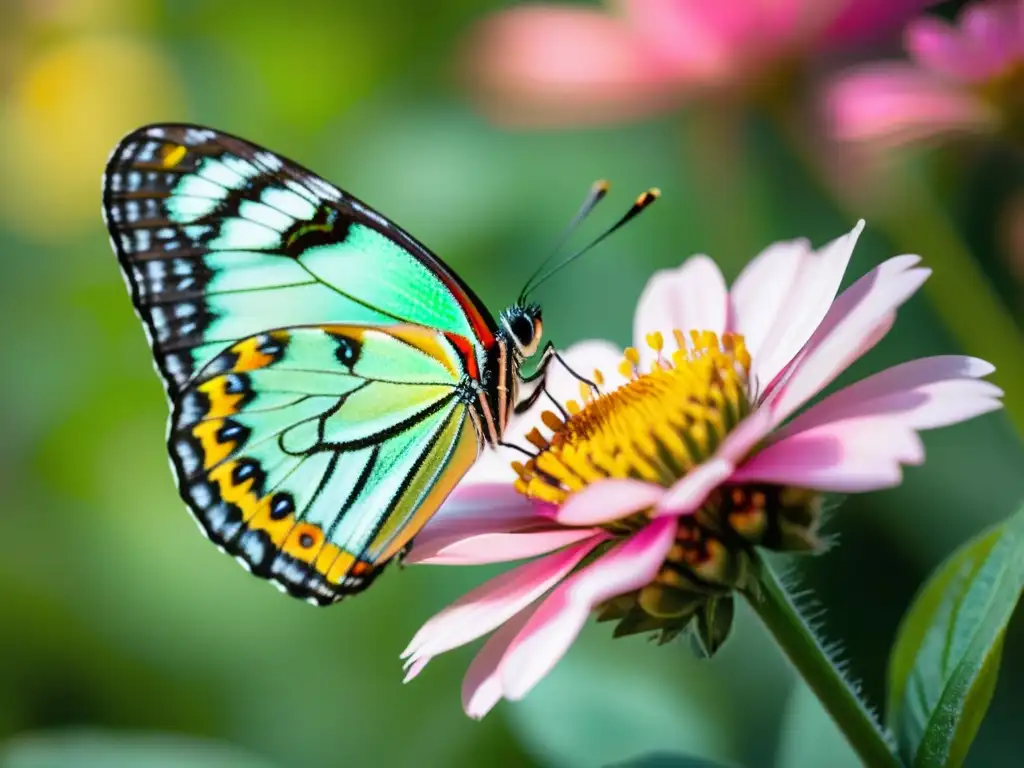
(519, 180, 611, 304)
(522, 187, 661, 300)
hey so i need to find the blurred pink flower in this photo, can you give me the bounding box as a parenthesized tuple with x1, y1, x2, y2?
(402, 222, 1002, 718)
(826, 0, 1024, 148)
(461, 0, 939, 127)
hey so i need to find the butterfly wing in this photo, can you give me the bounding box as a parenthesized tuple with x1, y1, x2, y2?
(101, 124, 497, 602)
(174, 324, 480, 603)
(101, 123, 497, 398)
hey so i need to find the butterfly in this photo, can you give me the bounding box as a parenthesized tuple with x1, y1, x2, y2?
(102, 123, 657, 605)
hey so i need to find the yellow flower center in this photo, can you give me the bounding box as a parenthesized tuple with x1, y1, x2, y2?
(508, 328, 823, 652)
(513, 330, 751, 504)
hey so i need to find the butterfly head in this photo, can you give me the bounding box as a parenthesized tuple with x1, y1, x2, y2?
(500, 303, 543, 359)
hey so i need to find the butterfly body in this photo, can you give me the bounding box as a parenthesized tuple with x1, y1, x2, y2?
(102, 124, 543, 604)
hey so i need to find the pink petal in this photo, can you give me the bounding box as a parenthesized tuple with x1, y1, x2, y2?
(766, 254, 931, 424)
(719, 408, 775, 463)
(413, 482, 538, 538)
(557, 478, 665, 525)
(462, 6, 683, 128)
(742, 222, 862, 395)
(406, 527, 601, 566)
(617, 0, 798, 82)
(406, 482, 546, 564)
(728, 237, 812, 364)
(653, 409, 773, 515)
(825, 63, 994, 148)
(779, 355, 1003, 436)
(733, 417, 925, 491)
(959, 1, 1024, 79)
(403, 536, 603, 670)
(498, 516, 678, 700)
(633, 255, 728, 367)
(655, 457, 733, 516)
(905, 17, 990, 82)
(462, 604, 538, 719)
(823, 0, 942, 47)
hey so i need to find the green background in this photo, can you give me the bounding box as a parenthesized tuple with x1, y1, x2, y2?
(0, 0, 1021, 766)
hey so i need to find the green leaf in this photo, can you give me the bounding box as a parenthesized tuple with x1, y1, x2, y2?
(0, 731, 277, 768)
(886, 505, 1024, 767)
(607, 752, 743, 767)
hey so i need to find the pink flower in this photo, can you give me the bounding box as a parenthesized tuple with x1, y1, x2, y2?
(401, 221, 1003, 718)
(826, 0, 1024, 148)
(461, 0, 939, 127)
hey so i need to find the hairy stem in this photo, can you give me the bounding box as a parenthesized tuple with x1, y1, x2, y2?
(743, 555, 903, 768)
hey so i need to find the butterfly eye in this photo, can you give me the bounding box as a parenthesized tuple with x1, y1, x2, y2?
(510, 313, 535, 347)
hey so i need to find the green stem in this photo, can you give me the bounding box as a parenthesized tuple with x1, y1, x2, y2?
(743, 555, 903, 768)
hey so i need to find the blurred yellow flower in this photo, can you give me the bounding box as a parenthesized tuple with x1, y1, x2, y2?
(0, 36, 184, 241)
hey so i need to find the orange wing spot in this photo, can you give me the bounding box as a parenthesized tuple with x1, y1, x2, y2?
(192, 420, 234, 469)
(282, 523, 322, 562)
(198, 377, 245, 418)
(162, 144, 187, 168)
(232, 333, 286, 372)
(325, 551, 357, 583)
(350, 560, 375, 577)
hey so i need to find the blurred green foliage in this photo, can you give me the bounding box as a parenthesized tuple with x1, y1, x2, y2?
(0, 0, 1022, 766)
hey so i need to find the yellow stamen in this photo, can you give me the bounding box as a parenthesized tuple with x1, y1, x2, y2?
(541, 410, 565, 432)
(513, 330, 752, 504)
(525, 428, 549, 451)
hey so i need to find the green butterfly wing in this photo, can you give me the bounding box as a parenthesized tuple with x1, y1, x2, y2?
(102, 124, 496, 603)
(173, 324, 479, 603)
(102, 123, 498, 398)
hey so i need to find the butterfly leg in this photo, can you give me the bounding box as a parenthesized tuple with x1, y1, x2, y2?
(514, 342, 599, 416)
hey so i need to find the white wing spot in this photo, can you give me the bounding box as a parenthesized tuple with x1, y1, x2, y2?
(210, 218, 282, 250)
(239, 200, 294, 232)
(253, 151, 283, 171)
(307, 176, 341, 201)
(136, 141, 159, 163)
(262, 187, 316, 220)
(284, 179, 319, 205)
(185, 128, 217, 144)
(191, 482, 213, 507)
